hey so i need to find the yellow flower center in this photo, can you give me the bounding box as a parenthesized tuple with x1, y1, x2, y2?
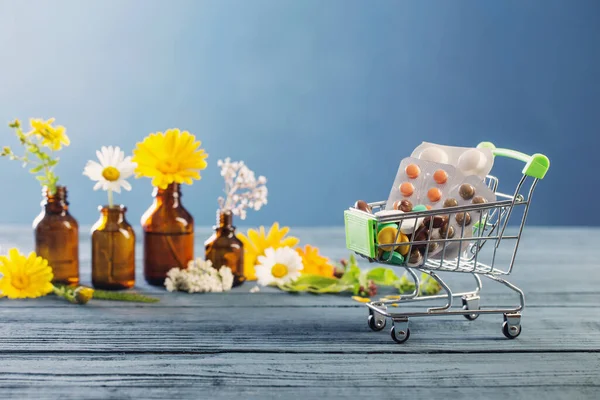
(11, 273, 30, 290)
(271, 263, 288, 279)
(102, 166, 121, 181)
(156, 159, 180, 174)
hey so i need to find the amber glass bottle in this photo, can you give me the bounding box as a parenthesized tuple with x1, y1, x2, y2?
(91, 205, 135, 290)
(32, 186, 79, 285)
(141, 183, 194, 286)
(205, 210, 245, 287)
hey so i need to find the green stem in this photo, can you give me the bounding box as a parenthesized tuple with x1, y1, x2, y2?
(92, 290, 160, 303)
(107, 189, 114, 207)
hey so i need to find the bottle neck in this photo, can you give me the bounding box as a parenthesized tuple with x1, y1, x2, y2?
(153, 183, 182, 208)
(42, 185, 69, 214)
(216, 209, 235, 233)
(100, 205, 127, 224)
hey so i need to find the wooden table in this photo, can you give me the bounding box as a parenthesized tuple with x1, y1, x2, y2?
(1, 226, 598, 399)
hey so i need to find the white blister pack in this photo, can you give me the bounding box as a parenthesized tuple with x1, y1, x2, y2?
(411, 142, 494, 180)
(385, 157, 460, 211)
(430, 175, 496, 260)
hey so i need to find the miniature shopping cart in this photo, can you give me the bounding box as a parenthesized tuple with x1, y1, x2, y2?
(344, 142, 550, 343)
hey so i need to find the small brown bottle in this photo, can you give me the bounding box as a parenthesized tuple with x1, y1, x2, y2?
(91, 205, 135, 290)
(141, 183, 194, 286)
(205, 209, 245, 287)
(32, 186, 79, 285)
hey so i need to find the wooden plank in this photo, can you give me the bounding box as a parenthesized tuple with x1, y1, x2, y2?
(1, 306, 599, 353)
(0, 353, 599, 400)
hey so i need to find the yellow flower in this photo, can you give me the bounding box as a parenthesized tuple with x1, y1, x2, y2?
(238, 223, 299, 280)
(352, 296, 371, 303)
(132, 129, 208, 189)
(74, 287, 95, 304)
(296, 245, 335, 277)
(29, 118, 70, 151)
(0, 248, 54, 299)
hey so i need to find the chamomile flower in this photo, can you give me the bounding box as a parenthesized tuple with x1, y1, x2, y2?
(83, 146, 136, 206)
(254, 247, 303, 286)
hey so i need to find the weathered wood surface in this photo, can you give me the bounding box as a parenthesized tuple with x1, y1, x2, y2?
(0, 227, 599, 399)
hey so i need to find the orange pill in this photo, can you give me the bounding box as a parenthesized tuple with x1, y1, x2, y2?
(427, 187, 442, 203)
(400, 182, 414, 197)
(405, 164, 421, 179)
(426, 205, 432, 210)
(433, 169, 448, 184)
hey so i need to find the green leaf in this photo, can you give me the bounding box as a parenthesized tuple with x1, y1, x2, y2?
(29, 165, 44, 173)
(290, 275, 340, 287)
(365, 267, 401, 286)
(339, 264, 361, 285)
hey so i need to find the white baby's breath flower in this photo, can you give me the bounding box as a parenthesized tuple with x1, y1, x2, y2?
(219, 267, 234, 291)
(217, 158, 268, 220)
(163, 258, 235, 293)
(249, 286, 261, 293)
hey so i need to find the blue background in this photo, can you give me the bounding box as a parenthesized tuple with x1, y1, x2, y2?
(0, 0, 598, 227)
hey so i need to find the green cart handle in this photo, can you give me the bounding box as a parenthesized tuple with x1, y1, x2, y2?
(478, 142, 550, 179)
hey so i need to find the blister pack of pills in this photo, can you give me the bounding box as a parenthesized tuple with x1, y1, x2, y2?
(385, 157, 461, 211)
(430, 175, 496, 260)
(411, 142, 494, 180)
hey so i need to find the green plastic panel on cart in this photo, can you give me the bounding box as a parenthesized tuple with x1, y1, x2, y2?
(344, 209, 377, 258)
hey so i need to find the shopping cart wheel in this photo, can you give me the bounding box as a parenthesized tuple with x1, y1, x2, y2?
(461, 295, 480, 321)
(502, 313, 522, 339)
(368, 315, 386, 331)
(502, 322, 521, 339)
(462, 306, 479, 321)
(390, 318, 410, 344)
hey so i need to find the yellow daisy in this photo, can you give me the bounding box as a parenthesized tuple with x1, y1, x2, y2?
(296, 245, 335, 277)
(29, 118, 70, 151)
(132, 128, 208, 189)
(238, 223, 299, 281)
(0, 248, 54, 299)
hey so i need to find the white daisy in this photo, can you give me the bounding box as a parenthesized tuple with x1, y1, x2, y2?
(83, 146, 136, 199)
(255, 247, 303, 286)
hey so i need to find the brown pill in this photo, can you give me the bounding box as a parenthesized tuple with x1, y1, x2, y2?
(398, 199, 413, 212)
(427, 241, 440, 254)
(408, 249, 424, 265)
(443, 198, 458, 208)
(459, 184, 475, 200)
(413, 225, 429, 250)
(455, 212, 472, 226)
(423, 215, 445, 229)
(354, 200, 372, 213)
(472, 196, 487, 204)
(440, 223, 455, 238)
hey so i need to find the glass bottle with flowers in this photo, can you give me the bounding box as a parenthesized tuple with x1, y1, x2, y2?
(83, 146, 137, 290)
(132, 129, 208, 286)
(1, 118, 79, 285)
(205, 158, 268, 287)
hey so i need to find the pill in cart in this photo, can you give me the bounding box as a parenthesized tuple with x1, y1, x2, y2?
(381, 251, 405, 265)
(386, 157, 460, 211)
(376, 223, 402, 252)
(411, 142, 495, 179)
(431, 175, 496, 260)
(354, 200, 372, 214)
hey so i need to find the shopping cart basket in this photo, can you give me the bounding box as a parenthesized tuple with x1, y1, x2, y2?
(344, 142, 550, 343)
